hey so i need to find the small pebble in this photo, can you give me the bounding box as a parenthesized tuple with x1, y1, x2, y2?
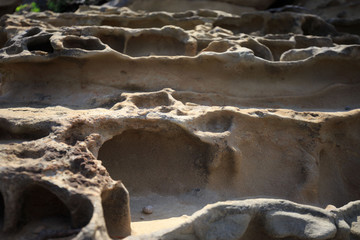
(142, 205, 153, 214)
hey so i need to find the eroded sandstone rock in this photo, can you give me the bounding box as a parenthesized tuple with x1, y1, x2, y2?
(0, 1, 359, 240)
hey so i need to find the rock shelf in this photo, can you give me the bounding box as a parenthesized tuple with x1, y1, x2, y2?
(0, 0, 359, 239)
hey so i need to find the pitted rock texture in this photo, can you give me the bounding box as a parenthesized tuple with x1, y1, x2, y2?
(0, 1, 359, 240)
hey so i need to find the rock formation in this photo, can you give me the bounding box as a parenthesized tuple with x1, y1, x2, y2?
(0, 0, 359, 239)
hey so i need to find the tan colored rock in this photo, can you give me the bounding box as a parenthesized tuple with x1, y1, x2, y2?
(265, 211, 337, 239)
(0, 2, 359, 240)
(0, 0, 20, 16)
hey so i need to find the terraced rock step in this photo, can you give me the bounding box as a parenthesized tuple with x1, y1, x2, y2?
(0, 0, 359, 239)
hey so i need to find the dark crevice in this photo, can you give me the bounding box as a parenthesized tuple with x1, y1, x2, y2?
(27, 35, 54, 53)
(5, 45, 23, 55)
(0, 192, 4, 231)
(68, 194, 94, 229)
(301, 16, 338, 36)
(63, 120, 88, 146)
(20, 185, 72, 230)
(131, 91, 173, 108)
(126, 34, 186, 57)
(0, 118, 53, 141)
(24, 28, 41, 38)
(267, 0, 297, 9)
(101, 18, 169, 29)
(196, 39, 211, 54)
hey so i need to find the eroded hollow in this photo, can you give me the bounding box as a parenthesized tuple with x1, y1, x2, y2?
(265, 16, 297, 34)
(213, 15, 264, 34)
(63, 37, 105, 51)
(101, 18, 177, 29)
(131, 91, 174, 108)
(98, 128, 211, 195)
(125, 34, 186, 57)
(19, 185, 76, 237)
(301, 16, 337, 36)
(96, 33, 125, 53)
(196, 111, 233, 133)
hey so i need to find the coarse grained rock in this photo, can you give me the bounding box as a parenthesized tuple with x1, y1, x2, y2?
(0, 1, 359, 240)
(128, 199, 360, 240)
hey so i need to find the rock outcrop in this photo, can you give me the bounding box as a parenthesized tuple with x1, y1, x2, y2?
(0, 1, 359, 239)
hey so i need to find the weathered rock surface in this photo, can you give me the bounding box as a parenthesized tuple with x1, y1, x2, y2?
(128, 199, 360, 240)
(0, 1, 359, 239)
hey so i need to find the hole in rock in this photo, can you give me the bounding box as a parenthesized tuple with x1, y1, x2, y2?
(19, 185, 76, 237)
(98, 128, 210, 195)
(96, 33, 125, 53)
(125, 34, 186, 57)
(63, 37, 106, 51)
(98, 127, 216, 227)
(27, 35, 54, 53)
